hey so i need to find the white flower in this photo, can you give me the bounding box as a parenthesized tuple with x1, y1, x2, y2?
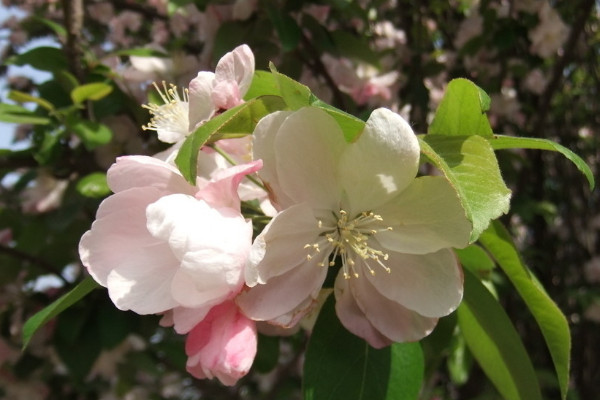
(237, 107, 472, 346)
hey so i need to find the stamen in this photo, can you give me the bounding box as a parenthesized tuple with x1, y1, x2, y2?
(142, 81, 189, 134)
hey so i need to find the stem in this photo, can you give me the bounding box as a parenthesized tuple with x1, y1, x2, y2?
(210, 144, 266, 190)
(61, 0, 85, 83)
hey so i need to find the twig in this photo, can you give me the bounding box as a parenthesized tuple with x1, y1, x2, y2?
(0, 244, 69, 286)
(61, 0, 85, 83)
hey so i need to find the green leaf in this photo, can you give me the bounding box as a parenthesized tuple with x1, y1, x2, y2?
(8, 90, 55, 111)
(269, 64, 312, 109)
(71, 82, 113, 104)
(71, 120, 113, 150)
(32, 16, 66, 37)
(76, 172, 111, 198)
(429, 78, 493, 137)
(111, 48, 169, 57)
(22, 276, 100, 349)
(479, 221, 571, 399)
(331, 30, 381, 67)
(175, 95, 287, 183)
(244, 70, 280, 100)
(0, 103, 51, 125)
(455, 244, 496, 277)
(419, 134, 511, 241)
(310, 99, 366, 142)
(489, 134, 595, 190)
(6, 46, 68, 72)
(303, 295, 424, 400)
(266, 5, 301, 52)
(458, 270, 543, 400)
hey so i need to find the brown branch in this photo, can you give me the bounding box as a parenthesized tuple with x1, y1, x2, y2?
(61, 0, 85, 82)
(0, 244, 69, 286)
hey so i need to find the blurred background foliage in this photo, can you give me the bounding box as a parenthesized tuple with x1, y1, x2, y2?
(0, 0, 598, 399)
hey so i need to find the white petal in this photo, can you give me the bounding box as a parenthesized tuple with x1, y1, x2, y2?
(252, 111, 295, 209)
(188, 71, 216, 131)
(246, 203, 324, 286)
(107, 155, 194, 196)
(339, 108, 419, 213)
(375, 176, 472, 254)
(334, 276, 393, 348)
(106, 241, 179, 314)
(366, 248, 463, 318)
(79, 187, 164, 285)
(237, 258, 327, 322)
(349, 275, 438, 342)
(215, 44, 255, 97)
(275, 107, 345, 210)
(146, 194, 252, 307)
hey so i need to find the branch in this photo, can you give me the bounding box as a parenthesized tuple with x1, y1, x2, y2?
(0, 244, 69, 286)
(61, 0, 85, 82)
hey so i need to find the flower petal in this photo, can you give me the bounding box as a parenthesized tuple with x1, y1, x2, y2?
(214, 44, 255, 98)
(334, 276, 393, 348)
(375, 176, 472, 254)
(188, 71, 216, 131)
(245, 202, 324, 285)
(349, 274, 439, 342)
(146, 194, 252, 308)
(237, 258, 327, 322)
(366, 248, 463, 318)
(107, 155, 194, 196)
(105, 243, 180, 314)
(274, 107, 346, 210)
(186, 301, 257, 386)
(339, 108, 419, 213)
(79, 187, 163, 286)
(196, 160, 263, 210)
(252, 111, 295, 209)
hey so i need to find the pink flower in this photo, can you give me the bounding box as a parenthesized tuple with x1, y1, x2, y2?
(143, 44, 255, 149)
(185, 300, 257, 386)
(79, 155, 260, 321)
(237, 107, 471, 347)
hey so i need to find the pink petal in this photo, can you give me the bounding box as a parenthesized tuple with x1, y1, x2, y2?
(349, 274, 439, 342)
(186, 301, 257, 386)
(196, 160, 263, 210)
(338, 108, 419, 214)
(246, 203, 324, 286)
(79, 187, 180, 314)
(107, 155, 194, 196)
(146, 194, 252, 308)
(334, 277, 393, 348)
(237, 258, 327, 322)
(367, 248, 464, 318)
(214, 44, 255, 99)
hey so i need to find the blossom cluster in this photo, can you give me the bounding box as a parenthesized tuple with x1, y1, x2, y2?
(78, 44, 472, 385)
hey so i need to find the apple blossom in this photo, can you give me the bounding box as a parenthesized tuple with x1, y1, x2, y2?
(185, 300, 257, 386)
(238, 107, 472, 347)
(79, 155, 260, 322)
(142, 44, 255, 145)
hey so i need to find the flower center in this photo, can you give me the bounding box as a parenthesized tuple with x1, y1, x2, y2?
(305, 209, 393, 279)
(142, 81, 190, 136)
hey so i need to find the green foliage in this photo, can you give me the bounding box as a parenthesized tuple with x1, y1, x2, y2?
(22, 276, 100, 349)
(175, 95, 287, 182)
(76, 172, 111, 198)
(490, 135, 595, 190)
(70, 82, 114, 104)
(6, 46, 68, 72)
(480, 221, 571, 399)
(458, 270, 543, 400)
(0, 103, 50, 125)
(419, 134, 511, 242)
(429, 78, 493, 137)
(303, 295, 424, 400)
